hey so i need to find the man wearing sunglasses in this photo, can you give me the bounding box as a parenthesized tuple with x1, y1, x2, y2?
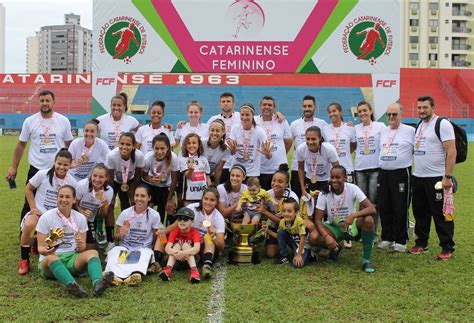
(377, 103, 415, 253)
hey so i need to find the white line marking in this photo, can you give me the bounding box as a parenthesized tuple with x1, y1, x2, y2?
(207, 257, 227, 323)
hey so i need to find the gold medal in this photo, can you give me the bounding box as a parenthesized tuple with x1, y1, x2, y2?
(383, 147, 389, 154)
(95, 192, 102, 200)
(243, 152, 249, 161)
(336, 148, 341, 155)
(44, 137, 51, 144)
(415, 141, 420, 149)
(363, 146, 370, 154)
(311, 175, 317, 184)
(160, 172, 167, 182)
(120, 184, 129, 192)
(82, 155, 89, 163)
(203, 220, 211, 228)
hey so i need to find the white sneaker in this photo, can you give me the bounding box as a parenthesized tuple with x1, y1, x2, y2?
(105, 242, 115, 255)
(343, 240, 352, 249)
(378, 241, 393, 250)
(393, 243, 407, 253)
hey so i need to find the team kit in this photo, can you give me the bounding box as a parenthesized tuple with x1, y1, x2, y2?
(6, 90, 462, 297)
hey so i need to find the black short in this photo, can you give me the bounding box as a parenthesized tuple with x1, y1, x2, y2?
(86, 221, 97, 244)
(265, 226, 278, 246)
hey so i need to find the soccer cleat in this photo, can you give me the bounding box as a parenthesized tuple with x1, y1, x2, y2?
(92, 271, 114, 296)
(436, 250, 453, 261)
(159, 266, 173, 281)
(123, 273, 142, 286)
(17, 259, 30, 275)
(66, 282, 88, 298)
(96, 232, 107, 246)
(378, 241, 394, 250)
(202, 264, 213, 279)
(408, 245, 429, 255)
(393, 243, 407, 253)
(111, 276, 124, 286)
(272, 257, 289, 265)
(147, 262, 162, 274)
(189, 268, 201, 284)
(343, 240, 352, 249)
(362, 261, 375, 273)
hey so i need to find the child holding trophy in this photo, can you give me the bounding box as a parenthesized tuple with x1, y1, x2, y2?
(105, 185, 164, 286)
(142, 133, 179, 224)
(36, 185, 113, 297)
(159, 207, 201, 283)
(75, 164, 114, 249)
(236, 177, 276, 225)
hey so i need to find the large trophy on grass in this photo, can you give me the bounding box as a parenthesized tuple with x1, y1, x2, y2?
(228, 223, 260, 265)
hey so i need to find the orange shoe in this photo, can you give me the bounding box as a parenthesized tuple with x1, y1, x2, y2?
(18, 259, 30, 275)
(189, 267, 201, 284)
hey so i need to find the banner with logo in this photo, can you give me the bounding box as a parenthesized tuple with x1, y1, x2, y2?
(93, 0, 400, 74)
(372, 73, 400, 122)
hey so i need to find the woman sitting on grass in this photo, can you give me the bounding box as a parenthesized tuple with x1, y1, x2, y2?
(36, 185, 113, 298)
(313, 165, 377, 273)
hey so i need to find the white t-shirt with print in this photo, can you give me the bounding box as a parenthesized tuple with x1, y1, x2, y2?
(135, 124, 175, 155)
(255, 116, 292, 174)
(208, 112, 241, 169)
(323, 124, 356, 172)
(229, 124, 268, 177)
(414, 117, 455, 177)
(116, 206, 162, 250)
(290, 117, 328, 171)
(68, 137, 110, 181)
(267, 188, 299, 229)
(295, 142, 339, 182)
(36, 208, 88, 261)
(174, 123, 209, 143)
(19, 112, 73, 170)
(316, 183, 366, 224)
(76, 178, 114, 222)
(379, 123, 415, 170)
(187, 202, 225, 237)
(142, 151, 179, 187)
(29, 169, 78, 213)
(202, 140, 231, 177)
(97, 114, 140, 150)
(217, 183, 248, 207)
(354, 121, 385, 171)
(179, 155, 210, 201)
(105, 148, 145, 183)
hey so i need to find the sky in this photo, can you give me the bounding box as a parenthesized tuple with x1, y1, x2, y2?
(1, 0, 93, 73)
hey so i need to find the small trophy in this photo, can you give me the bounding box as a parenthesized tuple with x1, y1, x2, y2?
(45, 227, 65, 249)
(228, 223, 260, 265)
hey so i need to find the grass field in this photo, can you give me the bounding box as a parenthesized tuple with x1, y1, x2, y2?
(0, 136, 473, 321)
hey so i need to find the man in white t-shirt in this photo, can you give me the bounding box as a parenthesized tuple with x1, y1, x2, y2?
(5, 90, 73, 221)
(409, 96, 456, 260)
(289, 95, 328, 197)
(377, 103, 414, 253)
(207, 92, 240, 184)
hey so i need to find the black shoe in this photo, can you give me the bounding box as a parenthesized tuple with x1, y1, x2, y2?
(92, 272, 114, 296)
(273, 257, 289, 265)
(66, 282, 88, 298)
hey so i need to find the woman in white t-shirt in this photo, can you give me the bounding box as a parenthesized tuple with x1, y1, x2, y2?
(296, 126, 339, 198)
(68, 119, 111, 181)
(227, 103, 272, 177)
(174, 101, 210, 147)
(142, 133, 179, 224)
(18, 149, 77, 275)
(36, 185, 113, 297)
(324, 103, 356, 183)
(105, 185, 163, 286)
(313, 166, 376, 273)
(135, 100, 176, 154)
(104, 132, 145, 251)
(75, 164, 114, 249)
(178, 133, 211, 207)
(217, 164, 247, 220)
(97, 93, 140, 150)
(203, 119, 231, 185)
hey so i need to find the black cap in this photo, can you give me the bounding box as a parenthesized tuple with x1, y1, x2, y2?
(175, 207, 195, 220)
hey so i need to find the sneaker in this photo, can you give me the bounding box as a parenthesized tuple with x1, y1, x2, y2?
(93, 272, 114, 296)
(378, 241, 394, 250)
(250, 228, 266, 245)
(328, 248, 341, 262)
(17, 259, 30, 275)
(189, 268, 201, 284)
(112, 275, 124, 286)
(408, 245, 428, 255)
(147, 262, 162, 274)
(393, 243, 407, 253)
(362, 261, 375, 273)
(273, 257, 289, 265)
(343, 240, 352, 249)
(123, 273, 142, 286)
(159, 266, 173, 281)
(96, 232, 107, 246)
(436, 250, 453, 261)
(202, 264, 213, 279)
(66, 282, 88, 298)
(104, 242, 115, 255)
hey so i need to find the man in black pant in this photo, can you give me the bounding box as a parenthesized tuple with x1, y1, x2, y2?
(377, 103, 414, 253)
(409, 96, 456, 260)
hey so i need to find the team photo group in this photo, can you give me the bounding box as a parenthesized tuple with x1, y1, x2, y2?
(5, 89, 459, 298)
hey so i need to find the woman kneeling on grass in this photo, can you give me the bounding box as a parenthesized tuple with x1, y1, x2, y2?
(36, 185, 113, 298)
(313, 165, 377, 273)
(105, 184, 164, 286)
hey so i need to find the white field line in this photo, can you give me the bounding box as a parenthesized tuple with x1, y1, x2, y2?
(207, 257, 227, 323)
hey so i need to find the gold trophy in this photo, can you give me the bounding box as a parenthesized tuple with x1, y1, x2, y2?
(229, 223, 260, 265)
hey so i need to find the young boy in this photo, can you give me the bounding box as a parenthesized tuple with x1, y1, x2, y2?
(159, 207, 201, 283)
(236, 177, 276, 225)
(274, 198, 310, 268)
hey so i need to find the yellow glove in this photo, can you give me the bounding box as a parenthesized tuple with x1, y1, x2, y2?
(45, 227, 65, 248)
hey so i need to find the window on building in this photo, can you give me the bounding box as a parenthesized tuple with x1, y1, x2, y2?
(429, 20, 439, 27)
(429, 53, 438, 61)
(445, 53, 449, 58)
(409, 36, 419, 43)
(445, 2, 449, 6)
(429, 3, 439, 10)
(429, 37, 438, 44)
(409, 53, 419, 60)
(409, 2, 419, 10)
(445, 20, 449, 24)
(410, 19, 419, 26)
(445, 37, 449, 41)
